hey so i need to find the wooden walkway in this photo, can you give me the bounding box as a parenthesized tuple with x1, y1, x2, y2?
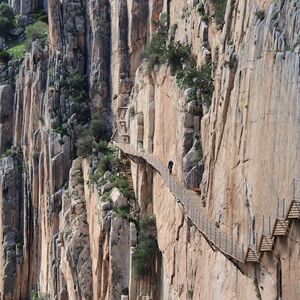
(112, 126, 300, 264)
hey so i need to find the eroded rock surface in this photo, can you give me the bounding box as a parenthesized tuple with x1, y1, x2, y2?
(0, 0, 299, 299)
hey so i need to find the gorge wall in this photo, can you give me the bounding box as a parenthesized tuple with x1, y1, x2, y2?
(0, 0, 299, 299)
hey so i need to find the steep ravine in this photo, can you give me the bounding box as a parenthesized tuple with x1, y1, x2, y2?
(0, 0, 299, 299)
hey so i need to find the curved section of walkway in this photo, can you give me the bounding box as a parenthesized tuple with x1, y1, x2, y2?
(111, 133, 246, 263)
(112, 132, 300, 264)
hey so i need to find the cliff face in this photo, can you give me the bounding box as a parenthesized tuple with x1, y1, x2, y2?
(0, 0, 300, 299)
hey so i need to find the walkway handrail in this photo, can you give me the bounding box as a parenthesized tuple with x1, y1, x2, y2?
(111, 133, 246, 263)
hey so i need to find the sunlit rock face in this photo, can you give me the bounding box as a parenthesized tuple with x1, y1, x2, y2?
(0, 0, 299, 299)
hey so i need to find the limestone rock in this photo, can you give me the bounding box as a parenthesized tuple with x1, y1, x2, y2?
(101, 182, 115, 194)
(111, 187, 128, 208)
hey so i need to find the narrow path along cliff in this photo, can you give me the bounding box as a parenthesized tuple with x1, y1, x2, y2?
(0, 0, 299, 299)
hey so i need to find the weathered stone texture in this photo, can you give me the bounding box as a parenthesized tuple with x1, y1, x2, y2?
(0, 0, 300, 299)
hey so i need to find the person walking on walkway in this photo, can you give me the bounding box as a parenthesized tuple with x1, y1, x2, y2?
(168, 160, 174, 174)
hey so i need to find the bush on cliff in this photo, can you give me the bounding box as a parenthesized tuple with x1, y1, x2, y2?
(142, 11, 214, 105)
(255, 10, 265, 21)
(67, 71, 88, 92)
(133, 216, 158, 278)
(164, 41, 191, 74)
(76, 135, 94, 157)
(7, 41, 26, 60)
(0, 3, 15, 36)
(0, 50, 11, 63)
(140, 13, 168, 68)
(25, 21, 48, 49)
(76, 114, 111, 158)
(176, 62, 214, 104)
(209, 0, 227, 26)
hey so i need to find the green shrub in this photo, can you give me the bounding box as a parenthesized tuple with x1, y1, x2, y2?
(25, 21, 48, 49)
(73, 170, 84, 186)
(76, 135, 94, 157)
(89, 116, 111, 142)
(53, 124, 68, 137)
(67, 71, 87, 91)
(95, 139, 108, 153)
(255, 10, 265, 21)
(67, 71, 90, 124)
(176, 63, 214, 104)
(101, 192, 111, 202)
(96, 150, 121, 175)
(142, 12, 214, 106)
(114, 205, 130, 219)
(0, 3, 15, 21)
(0, 16, 11, 32)
(0, 50, 11, 63)
(133, 216, 158, 278)
(7, 41, 26, 60)
(165, 41, 191, 74)
(98, 155, 111, 174)
(114, 175, 135, 199)
(37, 15, 48, 24)
(76, 116, 112, 158)
(197, 4, 210, 23)
(140, 215, 156, 230)
(0, 3, 15, 36)
(209, 0, 227, 26)
(2, 146, 22, 160)
(141, 14, 168, 69)
(115, 175, 128, 190)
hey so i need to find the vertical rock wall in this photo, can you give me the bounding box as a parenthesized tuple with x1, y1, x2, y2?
(0, 0, 300, 299)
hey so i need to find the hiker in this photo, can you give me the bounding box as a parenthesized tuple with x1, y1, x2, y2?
(168, 160, 174, 174)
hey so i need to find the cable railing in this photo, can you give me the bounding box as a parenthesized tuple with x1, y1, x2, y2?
(111, 129, 300, 264)
(111, 132, 246, 263)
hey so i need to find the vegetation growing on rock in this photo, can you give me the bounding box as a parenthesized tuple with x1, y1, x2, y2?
(141, 14, 214, 105)
(0, 50, 11, 62)
(132, 215, 158, 278)
(209, 0, 227, 26)
(0, 3, 15, 36)
(7, 41, 26, 60)
(76, 116, 110, 158)
(141, 13, 168, 69)
(0, 3, 49, 62)
(25, 20, 48, 50)
(195, 0, 227, 27)
(255, 10, 265, 21)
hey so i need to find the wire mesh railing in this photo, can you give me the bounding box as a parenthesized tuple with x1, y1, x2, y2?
(185, 166, 201, 189)
(112, 130, 300, 263)
(112, 133, 246, 263)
